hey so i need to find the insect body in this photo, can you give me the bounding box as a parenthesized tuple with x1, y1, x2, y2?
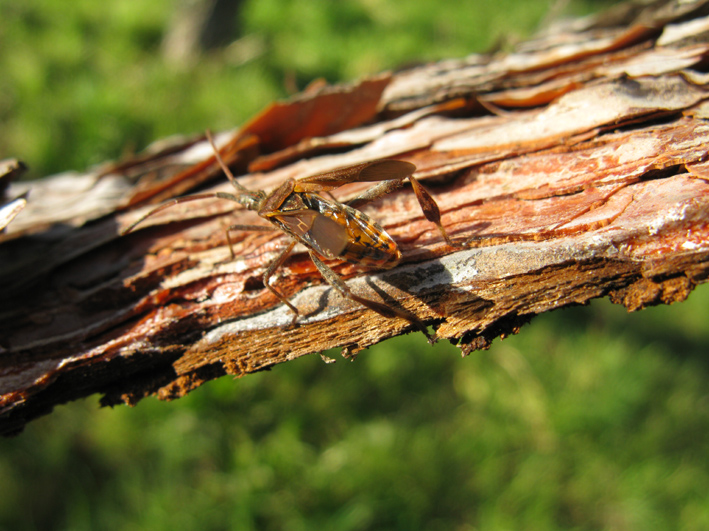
(268, 191, 401, 269)
(123, 132, 454, 330)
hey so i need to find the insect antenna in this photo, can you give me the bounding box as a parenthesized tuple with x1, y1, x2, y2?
(205, 130, 262, 206)
(121, 191, 245, 235)
(121, 130, 267, 235)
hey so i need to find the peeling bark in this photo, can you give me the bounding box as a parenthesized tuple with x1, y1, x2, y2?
(3, 0, 709, 435)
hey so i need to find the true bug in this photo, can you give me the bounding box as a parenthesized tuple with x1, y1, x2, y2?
(123, 131, 454, 330)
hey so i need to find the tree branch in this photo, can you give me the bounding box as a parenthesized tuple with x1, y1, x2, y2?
(2, 0, 709, 435)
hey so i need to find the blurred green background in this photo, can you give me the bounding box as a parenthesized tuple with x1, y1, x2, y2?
(2, 0, 709, 529)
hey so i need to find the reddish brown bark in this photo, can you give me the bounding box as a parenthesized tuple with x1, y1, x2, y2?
(3, 0, 709, 435)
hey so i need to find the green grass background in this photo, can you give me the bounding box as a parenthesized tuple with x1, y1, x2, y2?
(2, 1, 709, 529)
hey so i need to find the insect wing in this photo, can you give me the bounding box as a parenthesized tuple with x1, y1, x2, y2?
(274, 207, 350, 260)
(294, 160, 415, 193)
(275, 194, 400, 268)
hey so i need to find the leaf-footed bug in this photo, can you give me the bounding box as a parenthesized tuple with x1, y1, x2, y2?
(123, 131, 456, 333)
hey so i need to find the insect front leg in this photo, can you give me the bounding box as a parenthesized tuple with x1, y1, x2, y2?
(307, 251, 431, 338)
(224, 224, 276, 259)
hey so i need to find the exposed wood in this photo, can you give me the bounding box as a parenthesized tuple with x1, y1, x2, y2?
(3, 0, 709, 435)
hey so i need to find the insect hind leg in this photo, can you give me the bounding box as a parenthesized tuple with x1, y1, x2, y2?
(346, 179, 405, 210)
(307, 251, 431, 339)
(408, 175, 457, 247)
(348, 177, 458, 248)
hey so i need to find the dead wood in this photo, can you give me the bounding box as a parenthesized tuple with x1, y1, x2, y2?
(3, 0, 709, 435)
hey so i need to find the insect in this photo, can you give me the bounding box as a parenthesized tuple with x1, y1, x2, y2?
(123, 131, 455, 331)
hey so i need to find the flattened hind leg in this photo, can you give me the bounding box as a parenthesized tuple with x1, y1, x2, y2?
(348, 177, 458, 248)
(408, 175, 457, 247)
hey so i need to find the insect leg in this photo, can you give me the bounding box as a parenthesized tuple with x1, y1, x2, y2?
(348, 177, 457, 247)
(346, 179, 404, 210)
(262, 240, 300, 325)
(307, 251, 430, 338)
(408, 175, 457, 247)
(224, 224, 276, 259)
